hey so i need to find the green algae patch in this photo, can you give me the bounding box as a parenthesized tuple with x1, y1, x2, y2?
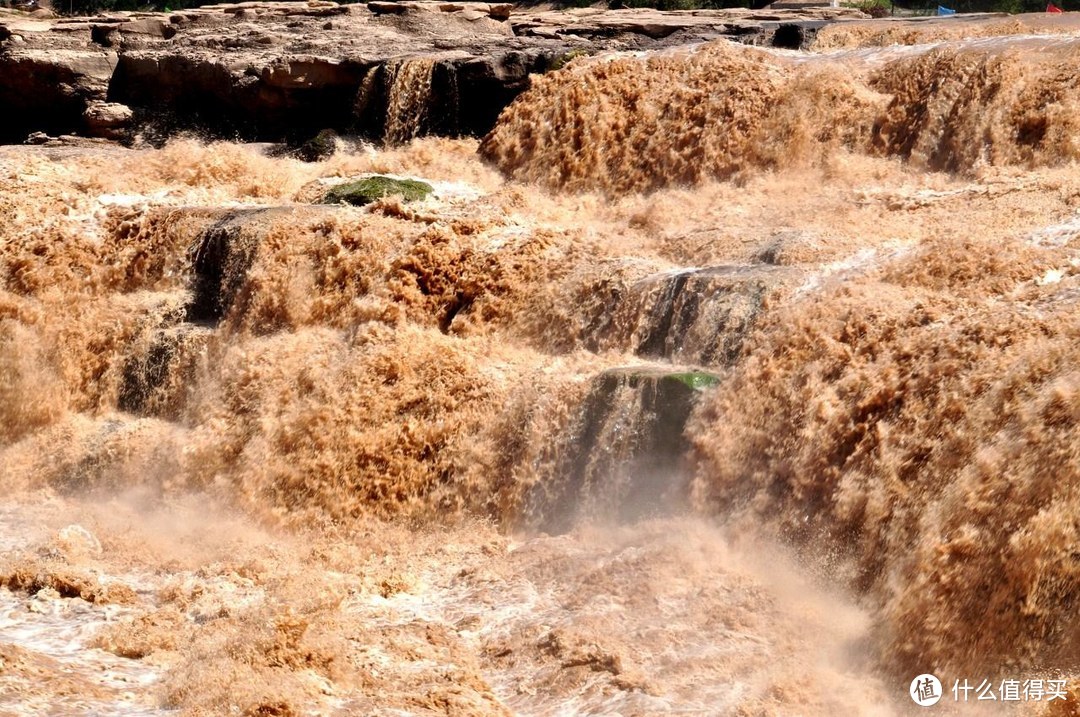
(322, 176, 433, 206)
(666, 371, 721, 391)
(550, 49, 593, 71)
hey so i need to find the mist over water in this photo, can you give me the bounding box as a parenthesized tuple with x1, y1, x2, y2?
(2, 24, 1080, 716)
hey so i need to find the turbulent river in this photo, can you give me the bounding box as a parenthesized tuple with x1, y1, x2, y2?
(3, 19, 1080, 717)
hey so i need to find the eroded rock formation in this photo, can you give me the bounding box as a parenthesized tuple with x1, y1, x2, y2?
(0, 1, 863, 143)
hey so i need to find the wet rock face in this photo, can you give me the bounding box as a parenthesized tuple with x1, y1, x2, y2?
(186, 214, 263, 325)
(182, 207, 327, 326)
(770, 22, 813, 49)
(586, 264, 800, 366)
(293, 128, 339, 162)
(0, 2, 862, 144)
(110, 53, 376, 141)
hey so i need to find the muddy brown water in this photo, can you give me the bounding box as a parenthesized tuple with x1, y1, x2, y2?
(3, 25, 1080, 715)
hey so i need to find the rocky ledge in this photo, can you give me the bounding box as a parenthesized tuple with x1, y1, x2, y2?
(0, 1, 864, 145)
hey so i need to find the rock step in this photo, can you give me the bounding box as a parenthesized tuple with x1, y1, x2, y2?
(582, 263, 802, 366)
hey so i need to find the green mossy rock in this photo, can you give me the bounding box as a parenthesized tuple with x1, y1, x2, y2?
(322, 176, 434, 206)
(550, 49, 592, 71)
(666, 371, 721, 391)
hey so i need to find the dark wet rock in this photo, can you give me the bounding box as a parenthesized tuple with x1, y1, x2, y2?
(159, 205, 340, 327)
(294, 128, 339, 162)
(368, 1, 410, 14)
(109, 53, 373, 143)
(186, 209, 273, 325)
(0, 49, 117, 141)
(524, 366, 719, 534)
(771, 21, 813, 48)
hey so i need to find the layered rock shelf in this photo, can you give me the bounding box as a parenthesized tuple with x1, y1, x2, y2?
(0, 0, 863, 144)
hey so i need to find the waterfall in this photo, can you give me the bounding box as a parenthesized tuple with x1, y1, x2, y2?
(5, 26, 1080, 716)
(382, 57, 438, 145)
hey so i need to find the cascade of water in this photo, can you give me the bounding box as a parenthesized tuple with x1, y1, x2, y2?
(521, 367, 712, 534)
(382, 58, 438, 145)
(5, 23, 1080, 712)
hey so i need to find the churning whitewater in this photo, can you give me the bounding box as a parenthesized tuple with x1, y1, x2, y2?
(3, 15, 1080, 717)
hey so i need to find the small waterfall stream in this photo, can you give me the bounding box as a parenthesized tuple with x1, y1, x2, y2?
(382, 58, 439, 145)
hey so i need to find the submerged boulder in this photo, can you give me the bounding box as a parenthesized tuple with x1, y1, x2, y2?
(321, 176, 433, 206)
(294, 128, 339, 162)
